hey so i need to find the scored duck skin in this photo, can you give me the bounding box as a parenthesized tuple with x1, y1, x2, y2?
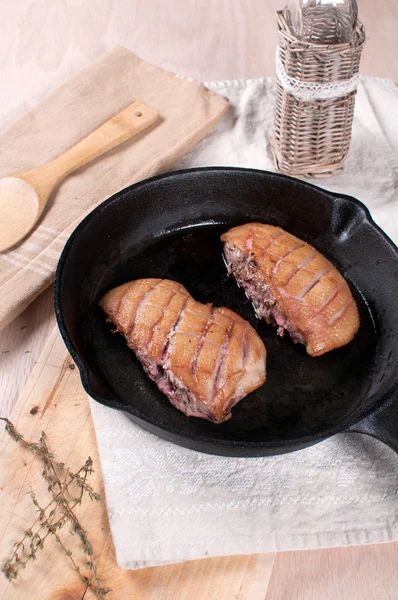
(99, 279, 266, 423)
(221, 223, 360, 357)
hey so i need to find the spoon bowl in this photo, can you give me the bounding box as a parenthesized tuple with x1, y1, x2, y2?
(0, 177, 41, 251)
(0, 101, 158, 252)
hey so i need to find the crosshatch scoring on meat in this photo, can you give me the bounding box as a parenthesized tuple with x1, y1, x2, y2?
(221, 223, 360, 357)
(99, 279, 267, 423)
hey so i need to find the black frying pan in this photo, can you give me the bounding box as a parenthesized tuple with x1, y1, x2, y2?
(54, 168, 398, 457)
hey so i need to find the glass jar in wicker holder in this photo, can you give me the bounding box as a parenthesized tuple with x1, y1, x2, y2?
(271, 10, 366, 178)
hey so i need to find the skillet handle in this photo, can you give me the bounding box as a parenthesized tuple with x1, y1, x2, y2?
(346, 394, 398, 454)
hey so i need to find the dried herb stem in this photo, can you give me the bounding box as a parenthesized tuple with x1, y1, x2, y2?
(1, 417, 111, 599)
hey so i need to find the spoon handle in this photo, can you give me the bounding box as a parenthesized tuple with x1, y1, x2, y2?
(20, 102, 158, 195)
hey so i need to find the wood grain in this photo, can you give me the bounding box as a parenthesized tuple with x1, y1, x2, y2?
(265, 543, 398, 600)
(0, 286, 55, 417)
(2, 0, 397, 427)
(20, 100, 159, 203)
(0, 327, 276, 600)
(1, 1, 398, 598)
(0, 0, 397, 134)
(0, 101, 158, 252)
(1, 0, 397, 419)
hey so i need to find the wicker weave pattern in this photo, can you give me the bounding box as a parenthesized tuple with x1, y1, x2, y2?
(272, 10, 366, 178)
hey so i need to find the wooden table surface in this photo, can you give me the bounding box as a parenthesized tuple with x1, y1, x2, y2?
(1, 1, 397, 598)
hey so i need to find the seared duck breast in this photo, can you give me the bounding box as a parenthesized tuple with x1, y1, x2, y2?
(221, 223, 359, 356)
(100, 279, 267, 422)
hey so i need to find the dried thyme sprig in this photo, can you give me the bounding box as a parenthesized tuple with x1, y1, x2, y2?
(0, 417, 112, 599)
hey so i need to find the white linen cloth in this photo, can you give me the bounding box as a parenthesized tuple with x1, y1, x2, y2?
(90, 75, 398, 570)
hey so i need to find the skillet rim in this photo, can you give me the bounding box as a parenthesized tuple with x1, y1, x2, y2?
(54, 166, 398, 452)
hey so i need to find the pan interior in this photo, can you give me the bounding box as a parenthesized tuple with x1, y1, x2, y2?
(88, 223, 377, 443)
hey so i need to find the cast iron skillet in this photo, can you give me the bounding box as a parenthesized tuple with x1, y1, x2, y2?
(54, 167, 398, 457)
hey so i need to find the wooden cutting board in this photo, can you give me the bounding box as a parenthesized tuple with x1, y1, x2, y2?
(0, 326, 275, 600)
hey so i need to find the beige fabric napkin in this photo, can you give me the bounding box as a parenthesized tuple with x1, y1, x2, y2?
(0, 46, 228, 330)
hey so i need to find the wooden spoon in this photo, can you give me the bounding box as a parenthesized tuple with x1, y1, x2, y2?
(0, 101, 158, 252)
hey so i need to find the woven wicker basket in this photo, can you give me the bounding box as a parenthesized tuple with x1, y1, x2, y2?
(272, 10, 366, 178)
